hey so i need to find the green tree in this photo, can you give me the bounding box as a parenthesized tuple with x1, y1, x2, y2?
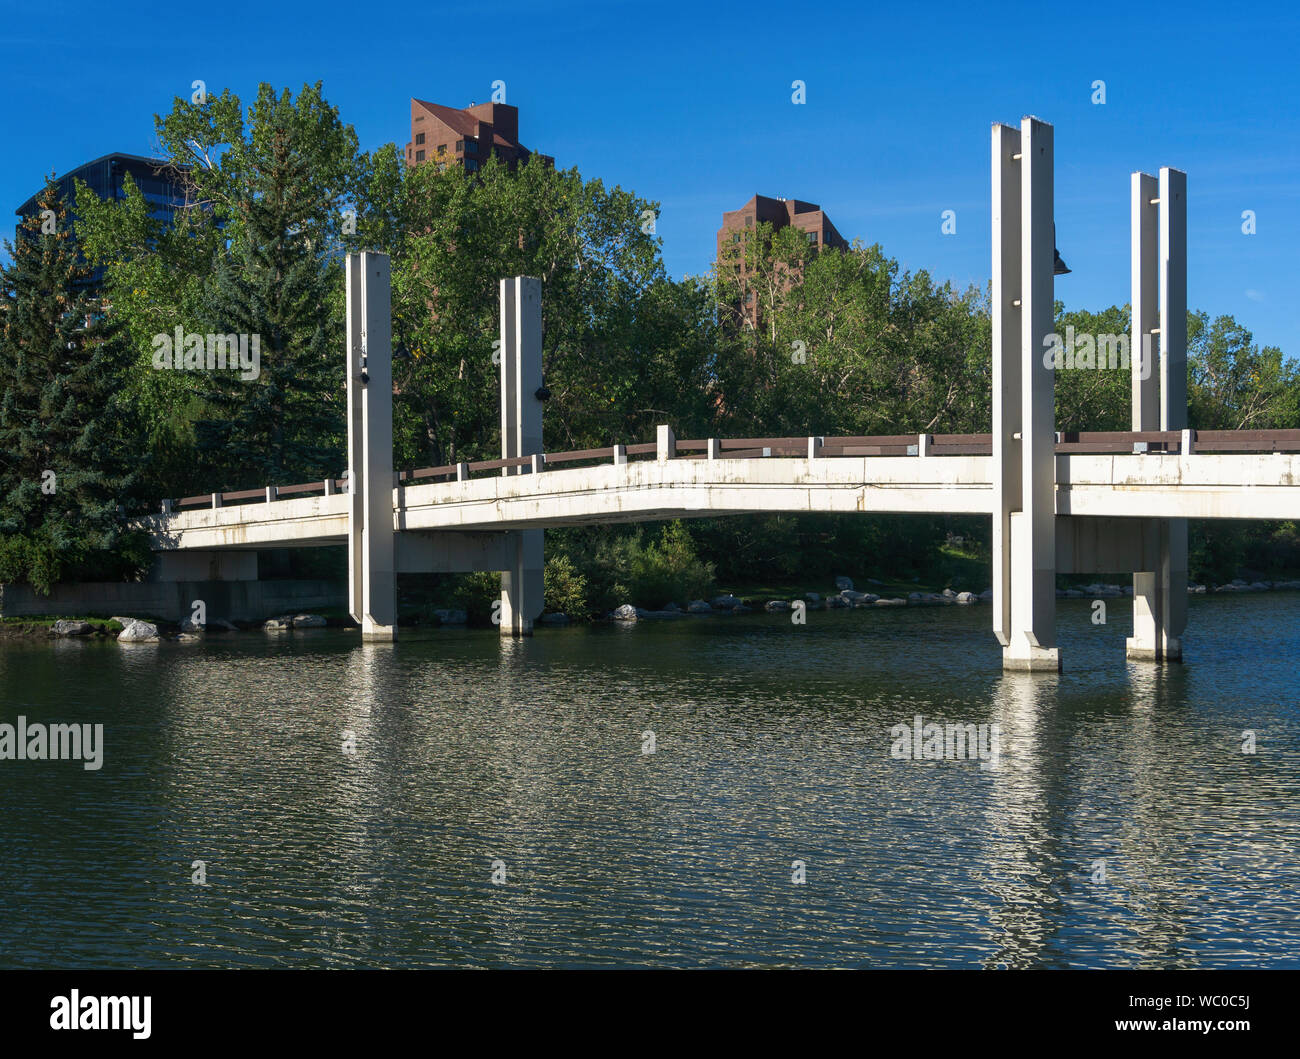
(390, 155, 670, 466)
(160, 82, 360, 487)
(0, 182, 146, 590)
(1188, 311, 1298, 430)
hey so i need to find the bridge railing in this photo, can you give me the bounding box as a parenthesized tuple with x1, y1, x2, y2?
(157, 428, 1300, 514)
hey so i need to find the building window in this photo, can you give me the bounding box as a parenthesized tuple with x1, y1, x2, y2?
(415, 132, 425, 145)
(415, 150, 425, 162)
(745, 217, 753, 226)
(731, 232, 741, 243)
(806, 231, 818, 243)
(455, 141, 464, 153)
(466, 159, 478, 172)
(437, 162, 446, 172)
(464, 139, 477, 154)
(437, 144, 446, 155)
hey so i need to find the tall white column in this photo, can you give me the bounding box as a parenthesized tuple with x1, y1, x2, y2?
(346, 252, 396, 642)
(1127, 168, 1187, 661)
(991, 122, 1021, 651)
(498, 276, 544, 636)
(1000, 116, 1060, 672)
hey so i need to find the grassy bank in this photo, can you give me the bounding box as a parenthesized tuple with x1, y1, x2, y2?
(0, 616, 125, 638)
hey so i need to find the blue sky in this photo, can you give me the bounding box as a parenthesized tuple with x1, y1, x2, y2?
(3, 0, 1298, 352)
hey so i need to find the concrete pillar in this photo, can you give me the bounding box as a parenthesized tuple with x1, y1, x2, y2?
(657, 424, 676, 462)
(346, 251, 396, 642)
(1128, 168, 1188, 661)
(991, 121, 1021, 654)
(993, 117, 1059, 672)
(498, 276, 544, 636)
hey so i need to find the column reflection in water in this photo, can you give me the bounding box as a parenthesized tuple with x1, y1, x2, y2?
(980, 672, 1062, 967)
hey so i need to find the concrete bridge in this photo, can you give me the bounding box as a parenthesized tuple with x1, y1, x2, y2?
(145, 116, 1300, 669)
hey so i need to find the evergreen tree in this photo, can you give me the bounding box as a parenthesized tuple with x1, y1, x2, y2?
(185, 84, 355, 487)
(0, 180, 145, 591)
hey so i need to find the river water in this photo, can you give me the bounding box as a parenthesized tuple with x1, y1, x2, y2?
(1, 594, 1298, 968)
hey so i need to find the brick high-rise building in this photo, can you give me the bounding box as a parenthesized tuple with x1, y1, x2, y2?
(716, 195, 848, 328)
(404, 99, 552, 172)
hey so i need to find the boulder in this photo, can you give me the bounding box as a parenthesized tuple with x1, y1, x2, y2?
(177, 632, 203, 643)
(764, 600, 790, 612)
(834, 576, 854, 591)
(611, 604, 638, 622)
(50, 620, 93, 637)
(804, 592, 821, 603)
(874, 598, 907, 607)
(711, 594, 742, 610)
(942, 588, 957, 599)
(116, 618, 160, 643)
(179, 616, 205, 633)
(687, 600, 712, 614)
(432, 609, 467, 625)
(978, 588, 994, 601)
(840, 589, 874, 604)
(826, 596, 849, 609)
(956, 592, 978, 604)
(264, 617, 293, 631)
(293, 613, 328, 628)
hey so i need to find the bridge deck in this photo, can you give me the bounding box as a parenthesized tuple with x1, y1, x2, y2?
(147, 449, 1300, 551)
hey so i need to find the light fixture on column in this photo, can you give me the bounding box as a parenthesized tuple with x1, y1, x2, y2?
(1053, 223, 1071, 275)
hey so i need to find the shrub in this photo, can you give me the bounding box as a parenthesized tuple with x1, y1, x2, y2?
(628, 522, 715, 608)
(451, 571, 501, 625)
(544, 554, 589, 617)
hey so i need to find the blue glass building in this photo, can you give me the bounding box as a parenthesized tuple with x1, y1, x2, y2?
(13, 152, 189, 289)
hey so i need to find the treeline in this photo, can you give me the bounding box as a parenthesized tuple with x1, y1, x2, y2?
(1, 82, 1296, 598)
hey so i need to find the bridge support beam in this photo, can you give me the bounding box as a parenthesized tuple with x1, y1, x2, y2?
(993, 117, 1060, 672)
(498, 276, 545, 636)
(1127, 168, 1188, 662)
(149, 550, 257, 582)
(346, 252, 397, 642)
